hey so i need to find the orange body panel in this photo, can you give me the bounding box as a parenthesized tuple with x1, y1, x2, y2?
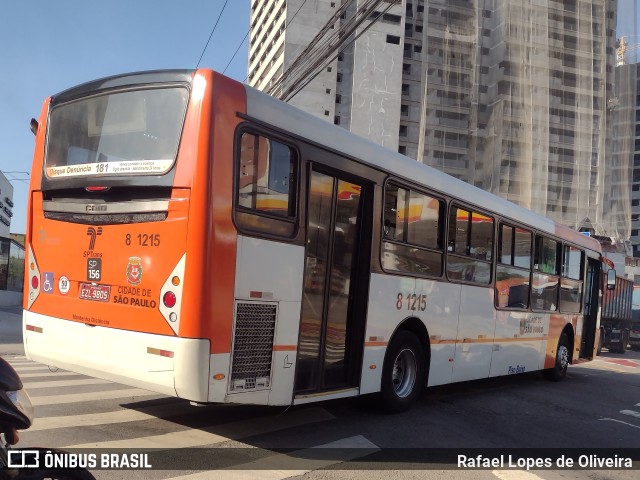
(25, 70, 248, 354)
(543, 314, 575, 368)
(177, 71, 246, 353)
(24, 98, 49, 308)
(28, 190, 189, 335)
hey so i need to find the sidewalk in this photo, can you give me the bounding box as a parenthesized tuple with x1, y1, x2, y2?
(0, 305, 23, 355)
(0, 305, 22, 315)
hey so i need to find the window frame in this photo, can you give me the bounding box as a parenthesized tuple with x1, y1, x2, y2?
(233, 125, 301, 239)
(380, 179, 445, 278)
(495, 222, 532, 310)
(446, 202, 495, 286)
(530, 234, 561, 312)
(559, 243, 584, 313)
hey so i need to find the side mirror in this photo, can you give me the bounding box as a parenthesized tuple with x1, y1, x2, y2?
(606, 269, 616, 291)
(29, 118, 39, 136)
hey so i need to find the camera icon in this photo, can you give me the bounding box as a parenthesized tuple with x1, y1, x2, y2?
(7, 449, 40, 468)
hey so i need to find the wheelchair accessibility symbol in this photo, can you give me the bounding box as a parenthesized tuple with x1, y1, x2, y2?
(42, 272, 54, 294)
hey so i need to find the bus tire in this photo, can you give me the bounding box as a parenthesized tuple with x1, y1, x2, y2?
(620, 332, 628, 355)
(545, 333, 570, 382)
(380, 330, 425, 413)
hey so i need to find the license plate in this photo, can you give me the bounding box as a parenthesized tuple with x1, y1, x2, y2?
(79, 283, 111, 302)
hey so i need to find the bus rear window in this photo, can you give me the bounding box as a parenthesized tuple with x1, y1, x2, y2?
(45, 87, 189, 179)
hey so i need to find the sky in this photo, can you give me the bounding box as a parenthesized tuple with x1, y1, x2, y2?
(618, 0, 640, 63)
(0, 0, 250, 234)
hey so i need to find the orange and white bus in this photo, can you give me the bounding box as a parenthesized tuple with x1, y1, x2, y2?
(24, 69, 604, 412)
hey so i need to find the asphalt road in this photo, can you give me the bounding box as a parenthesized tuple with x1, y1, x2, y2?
(1, 308, 639, 480)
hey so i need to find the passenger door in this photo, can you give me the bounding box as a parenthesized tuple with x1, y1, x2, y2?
(294, 167, 371, 394)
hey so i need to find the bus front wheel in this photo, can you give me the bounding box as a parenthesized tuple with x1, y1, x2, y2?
(619, 331, 628, 354)
(545, 333, 570, 382)
(380, 330, 425, 413)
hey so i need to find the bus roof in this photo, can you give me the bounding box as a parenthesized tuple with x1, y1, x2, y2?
(242, 79, 601, 255)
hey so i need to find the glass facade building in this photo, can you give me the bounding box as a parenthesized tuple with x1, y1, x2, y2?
(249, 0, 628, 243)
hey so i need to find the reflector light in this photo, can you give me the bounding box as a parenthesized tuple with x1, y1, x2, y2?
(85, 186, 109, 192)
(163, 291, 177, 308)
(171, 276, 180, 286)
(30, 262, 35, 270)
(31, 276, 38, 289)
(147, 347, 174, 358)
(213, 374, 225, 380)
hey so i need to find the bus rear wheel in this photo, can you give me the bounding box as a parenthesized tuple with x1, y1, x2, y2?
(380, 330, 425, 413)
(545, 333, 570, 382)
(619, 331, 628, 354)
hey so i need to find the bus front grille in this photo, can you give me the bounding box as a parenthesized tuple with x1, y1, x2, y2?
(230, 302, 277, 392)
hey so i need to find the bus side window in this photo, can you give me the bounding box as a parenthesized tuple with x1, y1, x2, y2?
(531, 235, 560, 311)
(495, 224, 531, 309)
(381, 182, 443, 277)
(446, 205, 494, 285)
(560, 245, 584, 313)
(235, 131, 298, 237)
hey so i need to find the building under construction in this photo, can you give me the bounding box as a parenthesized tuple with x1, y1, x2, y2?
(248, 0, 628, 244)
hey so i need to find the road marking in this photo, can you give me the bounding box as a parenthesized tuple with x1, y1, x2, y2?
(167, 435, 379, 480)
(3, 356, 29, 362)
(493, 470, 545, 480)
(14, 371, 82, 378)
(601, 358, 639, 368)
(23, 378, 112, 389)
(30, 406, 174, 432)
(587, 362, 632, 374)
(599, 418, 640, 429)
(10, 365, 62, 372)
(620, 410, 640, 419)
(65, 407, 335, 449)
(30, 388, 155, 406)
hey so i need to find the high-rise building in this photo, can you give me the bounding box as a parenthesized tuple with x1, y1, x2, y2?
(615, 0, 640, 267)
(248, 0, 626, 241)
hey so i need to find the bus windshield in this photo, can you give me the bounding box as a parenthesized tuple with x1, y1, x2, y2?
(45, 87, 189, 179)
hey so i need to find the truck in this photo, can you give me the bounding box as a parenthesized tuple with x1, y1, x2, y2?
(598, 275, 634, 354)
(630, 286, 640, 351)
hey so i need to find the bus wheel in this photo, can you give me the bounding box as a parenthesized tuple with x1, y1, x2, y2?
(380, 331, 425, 413)
(620, 332, 628, 355)
(546, 333, 570, 382)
